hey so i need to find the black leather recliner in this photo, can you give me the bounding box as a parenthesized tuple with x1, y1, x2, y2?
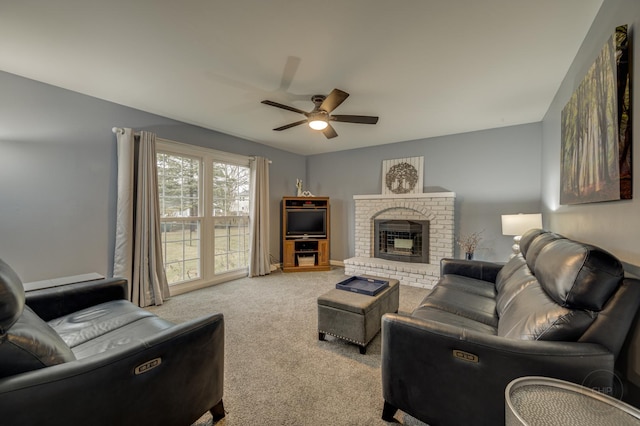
(0, 258, 225, 426)
(381, 229, 640, 425)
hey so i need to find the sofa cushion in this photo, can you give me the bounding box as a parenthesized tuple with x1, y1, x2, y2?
(412, 306, 498, 335)
(437, 274, 496, 298)
(419, 283, 498, 327)
(70, 316, 175, 359)
(48, 300, 166, 348)
(497, 284, 596, 340)
(534, 239, 624, 311)
(0, 306, 76, 379)
(0, 259, 26, 334)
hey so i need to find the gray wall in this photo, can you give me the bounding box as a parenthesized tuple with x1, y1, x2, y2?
(306, 123, 542, 262)
(541, 0, 640, 272)
(0, 71, 304, 282)
(6, 0, 638, 281)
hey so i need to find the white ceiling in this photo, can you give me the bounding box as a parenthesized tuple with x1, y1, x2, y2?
(0, 0, 603, 155)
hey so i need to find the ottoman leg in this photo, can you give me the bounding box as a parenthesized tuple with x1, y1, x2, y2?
(319, 332, 325, 341)
(382, 401, 398, 422)
(210, 400, 225, 422)
(359, 345, 367, 355)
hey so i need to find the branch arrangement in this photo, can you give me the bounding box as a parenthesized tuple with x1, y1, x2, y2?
(457, 230, 483, 253)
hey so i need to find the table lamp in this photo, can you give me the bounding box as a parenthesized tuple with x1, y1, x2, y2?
(501, 213, 543, 257)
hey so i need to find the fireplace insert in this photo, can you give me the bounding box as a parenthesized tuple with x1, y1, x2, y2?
(374, 219, 429, 263)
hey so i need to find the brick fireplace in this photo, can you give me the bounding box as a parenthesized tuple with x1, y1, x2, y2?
(344, 192, 455, 288)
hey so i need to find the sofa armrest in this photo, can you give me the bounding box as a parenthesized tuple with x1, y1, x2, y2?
(0, 313, 224, 426)
(25, 278, 128, 321)
(439, 258, 503, 283)
(381, 313, 614, 426)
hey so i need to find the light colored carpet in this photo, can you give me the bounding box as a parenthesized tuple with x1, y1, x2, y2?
(148, 267, 430, 426)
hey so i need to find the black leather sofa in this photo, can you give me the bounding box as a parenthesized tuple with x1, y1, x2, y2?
(381, 229, 640, 425)
(0, 259, 225, 426)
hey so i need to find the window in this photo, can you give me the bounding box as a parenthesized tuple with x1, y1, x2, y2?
(212, 162, 250, 274)
(156, 140, 251, 293)
(157, 153, 201, 284)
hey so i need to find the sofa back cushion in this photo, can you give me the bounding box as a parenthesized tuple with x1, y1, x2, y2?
(495, 255, 527, 293)
(0, 306, 76, 378)
(496, 266, 538, 317)
(518, 228, 546, 258)
(534, 239, 623, 311)
(0, 259, 75, 379)
(494, 235, 547, 317)
(496, 230, 624, 341)
(0, 259, 26, 334)
(497, 283, 596, 340)
(524, 232, 565, 271)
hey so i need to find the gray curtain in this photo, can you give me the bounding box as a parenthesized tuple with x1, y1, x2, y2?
(113, 128, 170, 306)
(248, 156, 271, 277)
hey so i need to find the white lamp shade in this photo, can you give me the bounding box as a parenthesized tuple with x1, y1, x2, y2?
(501, 213, 542, 236)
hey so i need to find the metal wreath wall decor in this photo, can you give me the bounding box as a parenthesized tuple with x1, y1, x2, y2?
(382, 156, 424, 195)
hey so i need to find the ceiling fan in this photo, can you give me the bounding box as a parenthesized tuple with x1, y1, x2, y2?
(261, 88, 379, 139)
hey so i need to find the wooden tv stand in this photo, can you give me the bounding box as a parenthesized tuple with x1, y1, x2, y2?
(281, 196, 330, 272)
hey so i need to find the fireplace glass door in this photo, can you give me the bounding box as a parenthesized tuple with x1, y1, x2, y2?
(374, 219, 429, 263)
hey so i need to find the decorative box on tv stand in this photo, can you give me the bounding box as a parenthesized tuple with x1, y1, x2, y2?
(297, 254, 316, 267)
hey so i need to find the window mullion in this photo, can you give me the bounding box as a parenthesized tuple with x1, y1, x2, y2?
(201, 154, 214, 280)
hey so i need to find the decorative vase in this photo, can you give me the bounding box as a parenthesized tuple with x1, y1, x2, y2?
(465, 252, 474, 260)
(296, 179, 303, 196)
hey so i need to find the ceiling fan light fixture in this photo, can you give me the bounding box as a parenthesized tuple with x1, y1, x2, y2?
(308, 118, 328, 130)
(262, 89, 378, 139)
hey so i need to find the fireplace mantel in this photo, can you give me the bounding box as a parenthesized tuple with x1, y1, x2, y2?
(353, 192, 455, 200)
(345, 191, 456, 288)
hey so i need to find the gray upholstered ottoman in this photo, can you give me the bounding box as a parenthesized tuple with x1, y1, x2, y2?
(317, 275, 399, 354)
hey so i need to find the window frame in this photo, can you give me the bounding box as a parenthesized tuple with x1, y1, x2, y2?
(156, 138, 251, 296)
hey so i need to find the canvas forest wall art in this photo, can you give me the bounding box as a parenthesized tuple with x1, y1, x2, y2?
(560, 25, 632, 205)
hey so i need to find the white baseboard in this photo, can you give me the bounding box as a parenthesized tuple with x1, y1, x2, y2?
(270, 261, 342, 271)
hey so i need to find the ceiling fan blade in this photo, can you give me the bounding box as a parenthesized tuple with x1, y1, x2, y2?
(273, 120, 307, 131)
(331, 115, 379, 125)
(278, 56, 301, 92)
(320, 89, 349, 113)
(261, 100, 308, 116)
(322, 124, 338, 139)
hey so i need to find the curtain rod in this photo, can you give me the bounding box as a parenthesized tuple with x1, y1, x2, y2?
(114, 127, 271, 163)
(111, 127, 140, 136)
(250, 156, 272, 164)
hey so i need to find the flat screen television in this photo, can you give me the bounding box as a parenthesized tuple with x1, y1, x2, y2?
(286, 209, 326, 238)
